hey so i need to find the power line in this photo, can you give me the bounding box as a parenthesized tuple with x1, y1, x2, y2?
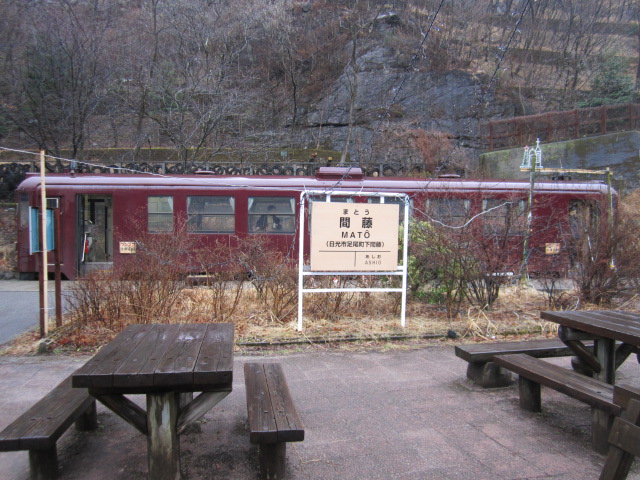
(366, 0, 447, 163)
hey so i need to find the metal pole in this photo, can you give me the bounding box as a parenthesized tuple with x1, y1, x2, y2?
(39, 150, 48, 337)
(297, 193, 306, 332)
(400, 198, 409, 327)
(606, 168, 614, 231)
(521, 151, 535, 281)
(54, 207, 62, 327)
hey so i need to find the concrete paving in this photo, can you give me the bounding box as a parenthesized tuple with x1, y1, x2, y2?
(0, 346, 639, 479)
(0, 280, 72, 344)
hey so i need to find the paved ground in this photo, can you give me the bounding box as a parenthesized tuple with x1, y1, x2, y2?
(0, 280, 71, 344)
(0, 345, 639, 479)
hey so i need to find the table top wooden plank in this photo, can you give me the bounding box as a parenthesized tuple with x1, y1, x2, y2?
(568, 311, 640, 329)
(541, 310, 640, 347)
(73, 323, 234, 393)
(154, 324, 208, 388)
(561, 312, 640, 336)
(542, 310, 640, 326)
(72, 324, 153, 388)
(193, 324, 234, 386)
(112, 324, 182, 388)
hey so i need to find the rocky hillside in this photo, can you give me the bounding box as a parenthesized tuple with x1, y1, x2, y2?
(0, 1, 637, 175)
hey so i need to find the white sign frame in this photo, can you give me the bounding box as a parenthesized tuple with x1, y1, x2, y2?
(297, 190, 410, 331)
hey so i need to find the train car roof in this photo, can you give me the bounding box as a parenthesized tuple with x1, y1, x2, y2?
(16, 171, 614, 195)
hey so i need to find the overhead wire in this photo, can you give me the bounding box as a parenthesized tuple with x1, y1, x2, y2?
(365, 0, 447, 165)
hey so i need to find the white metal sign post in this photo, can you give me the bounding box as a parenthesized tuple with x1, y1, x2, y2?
(297, 191, 410, 331)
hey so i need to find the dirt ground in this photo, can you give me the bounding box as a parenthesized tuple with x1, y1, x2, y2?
(0, 282, 583, 357)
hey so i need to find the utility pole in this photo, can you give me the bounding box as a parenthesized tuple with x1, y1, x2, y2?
(519, 139, 615, 280)
(39, 150, 48, 337)
(520, 139, 543, 281)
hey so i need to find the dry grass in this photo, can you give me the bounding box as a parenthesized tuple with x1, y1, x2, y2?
(0, 283, 574, 356)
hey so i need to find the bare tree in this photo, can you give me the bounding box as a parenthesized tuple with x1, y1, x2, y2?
(567, 201, 640, 305)
(632, 0, 640, 89)
(117, 0, 277, 165)
(0, 1, 116, 157)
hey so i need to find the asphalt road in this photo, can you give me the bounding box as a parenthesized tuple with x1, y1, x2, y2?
(0, 280, 69, 345)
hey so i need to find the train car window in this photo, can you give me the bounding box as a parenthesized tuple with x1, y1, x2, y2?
(367, 197, 410, 223)
(308, 195, 355, 203)
(482, 199, 527, 235)
(569, 200, 599, 237)
(18, 193, 29, 229)
(148, 196, 174, 233)
(187, 196, 235, 233)
(248, 196, 295, 234)
(427, 198, 470, 227)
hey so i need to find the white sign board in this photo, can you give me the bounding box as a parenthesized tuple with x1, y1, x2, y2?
(310, 202, 399, 271)
(119, 241, 137, 254)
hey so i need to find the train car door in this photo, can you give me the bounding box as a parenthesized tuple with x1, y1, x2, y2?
(568, 199, 598, 267)
(78, 194, 113, 276)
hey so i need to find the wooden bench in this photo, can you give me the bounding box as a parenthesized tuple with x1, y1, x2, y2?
(494, 353, 621, 453)
(244, 363, 304, 479)
(454, 339, 594, 387)
(600, 397, 640, 480)
(0, 374, 97, 480)
(613, 384, 640, 411)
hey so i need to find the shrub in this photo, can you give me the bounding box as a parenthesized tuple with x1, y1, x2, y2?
(188, 242, 246, 323)
(580, 56, 636, 107)
(66, 219, 194, 328)
(569, 208, 640, 305)
(237, 235, 298, 323)
(405, 220, 471, 317)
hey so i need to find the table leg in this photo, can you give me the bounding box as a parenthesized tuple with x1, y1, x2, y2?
(595, 338, 616, 384)
(178, 392, 193, 410)
(592, 338, 616, 454)
(147, 391, 181, 480)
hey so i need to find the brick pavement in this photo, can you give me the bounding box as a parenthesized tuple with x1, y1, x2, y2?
(0, 345, 638, 479)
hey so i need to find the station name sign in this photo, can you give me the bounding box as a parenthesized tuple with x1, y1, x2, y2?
(310, 202, 399, 271)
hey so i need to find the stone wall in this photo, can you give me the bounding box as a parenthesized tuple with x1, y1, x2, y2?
(479, 131, 640, 195)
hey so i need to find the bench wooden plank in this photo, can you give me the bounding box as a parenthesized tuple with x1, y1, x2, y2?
(494, 353, 621, 453)
(245, 363, 304, 443)
(263, 363, 304, 443)
(600, 399, 640, 480)
(455, 339, 596, 388)
(0, 376, 95, 451)
(454, 339, 592, 363)
(614, 385, 640, 411)
(494, 354, 620, 414)
(245, 363, 279, 444)
(0, 373, 97, 480)
(20, 383, 94, 450)
(244, 362, 304, 480)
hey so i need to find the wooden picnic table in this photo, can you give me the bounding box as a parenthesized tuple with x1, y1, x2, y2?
(72, 323, 234, 480)
(541, 310, 640, 385)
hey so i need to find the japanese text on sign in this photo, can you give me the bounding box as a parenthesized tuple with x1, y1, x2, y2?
(310, 202, 399, 271)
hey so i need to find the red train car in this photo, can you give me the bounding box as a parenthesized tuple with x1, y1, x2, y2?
(15, 167, 614, 280)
